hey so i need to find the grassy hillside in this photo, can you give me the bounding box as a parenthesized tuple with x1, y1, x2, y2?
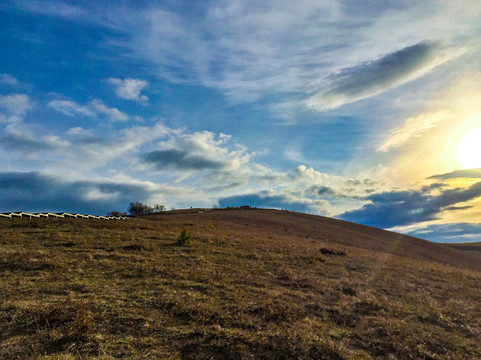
(1, 209, 481, 359)
(445, 241, 481, 254)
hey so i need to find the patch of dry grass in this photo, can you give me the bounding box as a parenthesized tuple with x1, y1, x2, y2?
(1, 210, 481, 359)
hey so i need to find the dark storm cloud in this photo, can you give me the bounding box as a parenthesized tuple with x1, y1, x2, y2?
(307, 41, 455, 110)
(339, 181, 481, 228)
(0, 171, 155, 215)
(144, 149, 227, 170)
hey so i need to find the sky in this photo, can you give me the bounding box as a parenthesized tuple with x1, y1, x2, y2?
(1, 0, 481, 243)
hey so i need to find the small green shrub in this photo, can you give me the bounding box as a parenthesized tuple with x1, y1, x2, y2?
(176, 228, 192, 246)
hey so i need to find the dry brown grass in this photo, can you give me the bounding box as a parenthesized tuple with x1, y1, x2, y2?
(1, 209, 481, 359)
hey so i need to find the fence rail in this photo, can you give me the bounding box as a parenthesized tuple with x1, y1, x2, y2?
(0, 212, 131, 220)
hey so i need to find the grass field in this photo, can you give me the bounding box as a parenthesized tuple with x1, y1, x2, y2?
(1, 209, 481, 359)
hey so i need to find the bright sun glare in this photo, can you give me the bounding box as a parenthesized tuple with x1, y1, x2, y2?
(456, 127, 481, 169)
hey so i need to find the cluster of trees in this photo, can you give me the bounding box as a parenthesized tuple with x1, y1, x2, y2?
(127, 202, 166, 216)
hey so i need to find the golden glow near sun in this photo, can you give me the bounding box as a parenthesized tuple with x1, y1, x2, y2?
(456, 127, 481, 169)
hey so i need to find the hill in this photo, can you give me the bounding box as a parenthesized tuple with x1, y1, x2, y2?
(1, 208, 481, 359)
(444, 241, 481, 254)
(154, 208, 481, 271)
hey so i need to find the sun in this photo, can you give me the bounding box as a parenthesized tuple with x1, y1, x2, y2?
(456, 127, 481, 169)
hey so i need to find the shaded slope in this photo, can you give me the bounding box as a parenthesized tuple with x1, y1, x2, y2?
(444, 241, 481, 257)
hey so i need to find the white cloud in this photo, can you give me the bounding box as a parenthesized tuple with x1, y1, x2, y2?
(42, 134, 70, 148)
(107, 78, 149, 102)
(378, 109, 455, 152)
(0, 112, 382, 215)
(0, 94, 31, 116)
(144, 131, 249, 172)
(15, 0, 88, 19)
(48, 98, 128, 122)
(135, 2, 343, 102)
(90, 99, 129, 121)
(48, 99, 95, 117)
(68, 122, 171, 169)
(15, 1, 481, 113)
(11, 0, 133, 29)
(0, 130, 54, 154)
(66, 127, 93, 137)
(0, 93, 32, 124)
(125, 0, 481, 110)
(0, 74, 21, 86)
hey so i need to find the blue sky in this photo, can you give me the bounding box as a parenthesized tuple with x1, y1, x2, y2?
(1, 0, 481, 242)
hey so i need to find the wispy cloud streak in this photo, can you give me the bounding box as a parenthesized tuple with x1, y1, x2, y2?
(306, 42, 464, 111)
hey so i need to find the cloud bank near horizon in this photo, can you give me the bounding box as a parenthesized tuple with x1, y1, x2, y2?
(339, 181, 481, 229)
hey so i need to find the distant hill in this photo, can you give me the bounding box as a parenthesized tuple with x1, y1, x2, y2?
(1, 208, 480, 359)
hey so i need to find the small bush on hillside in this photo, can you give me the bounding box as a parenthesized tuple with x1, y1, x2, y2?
(320, 247, 346, 256)
(109, 210, 127, 217)
(176, 229, 193, 246)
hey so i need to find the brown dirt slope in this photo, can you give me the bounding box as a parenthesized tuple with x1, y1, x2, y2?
(1, 208, 481, 359)
(444, 241, 481, 257)
(448, 242, 481, 251)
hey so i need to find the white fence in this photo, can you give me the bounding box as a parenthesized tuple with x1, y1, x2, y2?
(0, 212, 130, 220)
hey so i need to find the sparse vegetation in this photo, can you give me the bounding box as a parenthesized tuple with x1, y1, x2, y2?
(175, 228, 193, 246)
(1, 209, 480, 359)
(320, 247, 347, 256)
